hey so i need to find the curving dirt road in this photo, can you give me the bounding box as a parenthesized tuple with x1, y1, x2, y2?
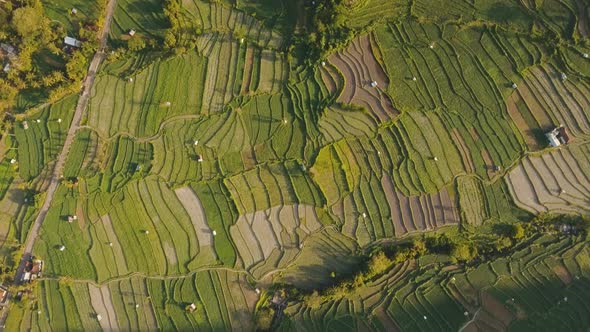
(5, 0, 119, 324)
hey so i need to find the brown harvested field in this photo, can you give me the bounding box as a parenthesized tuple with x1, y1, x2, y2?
(481, 291, 514, 327)
(553, 264, 573, 285)
(229, 204, 322, 269)
(320, 62, 344, 96)
(174, 186, 213, 247)
(241, 46, 254, 94)
(480, 148, 495, 178)
(469, 127, 481, 141)
(329, 34, 399, 122)
(506, 91, 542, 150)
(518, 78, 555, 127)
(452, 129, 475, 173)
(381, 174, 459, 237)
(162, 241, 178, 266)
(241, 147, 257, 169)
(471, 310, 507, 332)
(89, 284, 119, 331)
(375, 307, 400, 332)
(525, 65, 590, 137)
(506, 146, 590, 214)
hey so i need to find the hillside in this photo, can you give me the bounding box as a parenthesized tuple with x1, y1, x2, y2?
(0, 0, 589, 331)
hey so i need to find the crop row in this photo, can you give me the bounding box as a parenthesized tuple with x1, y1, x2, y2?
(328, 34, 399, 123)
(111, 0, 168, 39)
(283, 234, 590, 332)
(182, 0, 283, 49)
(229, 204, 323, 274)
(88, 52, 207, 138)
(15, 95, 76, 181)
(224, 161, 324, 215)
(34, 176, 247, 281)
(510, 64, 590, 146)
(5, 274, 218, 331)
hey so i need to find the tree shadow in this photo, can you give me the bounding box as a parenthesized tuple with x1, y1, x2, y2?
(485, 3, 531, 26)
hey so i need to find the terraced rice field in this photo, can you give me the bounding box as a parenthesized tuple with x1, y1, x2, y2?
(457, 176, 486, 226)
(281, 235, 590, 332)
(110, 0, 168, 38)
(507, 64, 590, 148)
(4, 1, 590, 330)
(181, 0, 283, 49)
(14, 96, 77, 181)
(506, 144, 590, 214)
(328, 34, 398, 122)
(7, 270, 257, 332)
(88, 52, 207, 138)
(229, 204, 322, 276)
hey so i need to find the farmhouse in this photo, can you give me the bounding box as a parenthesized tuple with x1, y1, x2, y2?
(64, 36, 82, 48)
(0, 43, 16, 57)
(0, 285, 8, 305)
(22, 258, 43, 282)
(545, 126, 570, 147)
(128, 29, 136, 36)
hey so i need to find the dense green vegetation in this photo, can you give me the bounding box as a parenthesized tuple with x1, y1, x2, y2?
(1, 0, 590, 331)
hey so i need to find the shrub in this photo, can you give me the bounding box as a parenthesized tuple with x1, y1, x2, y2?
(451, 242, 477, 262)
(366, 251, 392, 278)
(303, 291, 323, 309)
(255, 307, 275, 331)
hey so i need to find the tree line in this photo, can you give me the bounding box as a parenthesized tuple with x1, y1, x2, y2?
(0, 0, 106, 118)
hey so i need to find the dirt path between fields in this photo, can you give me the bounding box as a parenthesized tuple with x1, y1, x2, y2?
(10, 0, 118, 310)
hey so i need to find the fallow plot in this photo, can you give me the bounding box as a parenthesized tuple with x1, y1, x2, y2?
(175, 186, 217, 263)
(506, 145, 590, 214)
(89, 283, 120, 331)
(229, 204, 323, 276)
(381, 174, 460, 237)
(519, 65, 590, 139)
(329, 34, 398, 122)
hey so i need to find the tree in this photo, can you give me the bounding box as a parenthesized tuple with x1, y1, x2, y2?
(164, 31, 177, 49)
(451, 242, 477, 262)
(0, 78, 18, 108)
(303, 291, 323, 309)
(10, 5, 46, 40)
(412, 238, 427, 255)
(127, 35, 146, 52)
(512, 224, 525, 240)
(366, 251, 392, 278)
(255, 307, 274, 331)
(66, 51, 87, 82)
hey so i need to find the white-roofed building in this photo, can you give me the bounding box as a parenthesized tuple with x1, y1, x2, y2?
(64, 36, 82, 48)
